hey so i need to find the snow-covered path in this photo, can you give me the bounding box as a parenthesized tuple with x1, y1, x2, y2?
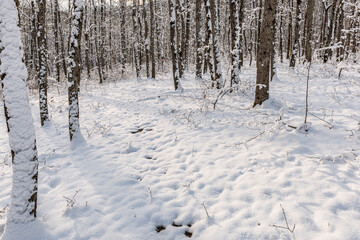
(1, 63, 360, 239)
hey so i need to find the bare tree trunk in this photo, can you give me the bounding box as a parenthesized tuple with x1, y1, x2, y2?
(84, 1, 91, 78)
(304, 0, 315, 62)
(253, 0, 277, 107)
(37, 0, 49, 126)
(53, 0, 60, 82)
(337, 0, 345, 61)
(133, 0, 141, 79)
(195, 0, 203, 80)
(120, 0, 126, 75)
(289, 0, 301, 68)
(279, 0, 284, 63)
(100, 0, 107, 76)
(323, 0, 337, 63)
(175, 0, 184, 78)
(286, 0, 292, 60)
(55, 0, 68, 78)
(93, 0, 104, 83)
(30, 1, 38, 73)
(150, 0, 156, 78)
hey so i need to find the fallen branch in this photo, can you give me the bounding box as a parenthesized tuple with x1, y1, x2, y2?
(308, 112, 333, 129)
(270, 204, 296, 240)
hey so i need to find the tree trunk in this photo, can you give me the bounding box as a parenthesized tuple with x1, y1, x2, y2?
(323, 0, 337, 63)
(0, 0, 39, 224)
(195, 0, 203, 80)
(229, 0, 240, 87)
(289, 0, 301, 68)
(150, 0, 156, 78)
(168, 0, 182, 90)
(253, 0, 277, 107)
(68, 0, 84, 141)
(120, 0, 126, 75)
(144, 1, 150, 78)
(133, 0, 141, 79)
(304, 0, 315, 62)
(37, 0, 49, 126)
(209, 0, 223, 88)
(53, 0, 61, 82)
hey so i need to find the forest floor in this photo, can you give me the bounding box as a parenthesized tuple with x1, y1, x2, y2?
(1, 62, 360, 240)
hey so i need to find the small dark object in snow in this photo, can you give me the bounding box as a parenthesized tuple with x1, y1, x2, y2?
(172, 222, 182, 227)
(131, 128, 144, 134)
(155, 225, 166, 233)
(187, 223, 192, 227)
(184, 231, 192, 238)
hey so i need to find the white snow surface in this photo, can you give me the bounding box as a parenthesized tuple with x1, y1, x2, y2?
(1, 62, 360, 239)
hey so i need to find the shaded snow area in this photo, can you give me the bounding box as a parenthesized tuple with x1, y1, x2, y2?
(1, 63, 360, 239)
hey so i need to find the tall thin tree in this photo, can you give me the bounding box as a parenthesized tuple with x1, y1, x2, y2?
(68, 0, 84, 141)
(253, 0, 277, 107)
(0, 0, 39, 226)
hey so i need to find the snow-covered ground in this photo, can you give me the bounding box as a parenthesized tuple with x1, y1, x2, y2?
(1, 63, 360, 239)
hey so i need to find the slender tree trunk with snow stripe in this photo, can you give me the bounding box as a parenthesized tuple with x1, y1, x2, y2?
(209, 0, 223, 89)
(37, 0, 49, 126)
(0, 0, 39, 224)
(68, 0, 84, 141)
(168, 0, 182, 90)
(229, 0, 240, 88)
(195, 0, 203, 80)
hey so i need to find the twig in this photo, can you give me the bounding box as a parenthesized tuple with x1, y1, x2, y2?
(305, 62, 311, 124)
(308, 112, 333, 129)
(201, 202, 210, 218)
(270, 204, 296, 240)
(148, 187, 152, 202)
(213, 88, 232, 109)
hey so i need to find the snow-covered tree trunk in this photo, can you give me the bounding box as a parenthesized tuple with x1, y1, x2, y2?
(204, 0, 215, 80)
(0, 0, 39, 225)
(253, 0, 277, 107)
(144, 2, 150, 78)
(209, 0, 223, 89)
(195, 0, 203, 80)
(67, 0, 84, 141)
(37, 0, 49, 126)
(168, 0, 182, 90)
(229, 0, 240, 88)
